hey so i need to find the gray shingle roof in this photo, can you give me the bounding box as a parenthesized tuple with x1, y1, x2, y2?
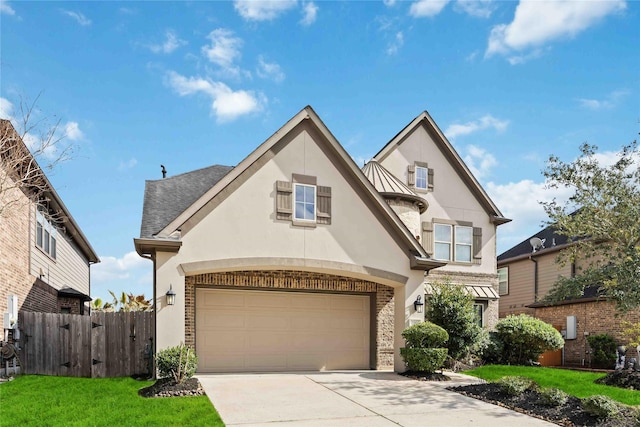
(140, 164, 234, 238)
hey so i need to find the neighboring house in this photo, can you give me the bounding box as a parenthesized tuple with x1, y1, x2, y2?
(0, 120, 99, 322)
(497, 225, 640, 366)
(135, 106, 509, 373)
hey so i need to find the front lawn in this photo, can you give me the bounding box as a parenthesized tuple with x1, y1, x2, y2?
(0, 376, 224, 427)
(465, 365, 640, 406)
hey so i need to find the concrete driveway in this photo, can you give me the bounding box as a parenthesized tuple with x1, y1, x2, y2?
(198, 371, 555, 427)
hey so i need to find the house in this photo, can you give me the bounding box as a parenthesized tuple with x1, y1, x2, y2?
(0, 119, 99, 325)
(134, 106, 509, 373)
(497, 224, 640, 366)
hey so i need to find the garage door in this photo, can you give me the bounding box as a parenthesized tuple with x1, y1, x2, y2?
(196, 288, 370, 372)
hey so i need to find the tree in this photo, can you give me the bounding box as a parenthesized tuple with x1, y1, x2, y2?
(542, 141, 640, 311)
(0, 93, 74, 220)
(424, 280, 482, 360)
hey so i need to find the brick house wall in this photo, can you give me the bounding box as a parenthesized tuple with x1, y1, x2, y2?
(185, 270, 396, 369)
(535, 301, 640, 366)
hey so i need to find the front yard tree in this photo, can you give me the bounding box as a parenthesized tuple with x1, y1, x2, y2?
(542, 140, 640, 311)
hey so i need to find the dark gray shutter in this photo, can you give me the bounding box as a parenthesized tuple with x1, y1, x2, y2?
(473, 227, 482, 260)
(428, 168, 434, 191)
(276, 180, 292, 220)
(407, 164, 415, 187)
(422, 221, 433, 255)
(317, 186, 331, 225)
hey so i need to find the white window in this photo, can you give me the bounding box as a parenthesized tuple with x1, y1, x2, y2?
(434, 224, 452, 260)
(498, 267, 508, 295)
(294, 184, 316, 221)
(454, 226, 472, 263)
(474, 303, 484, 327)
(36, 209, 57, 260)
(415, 166, 428, 190)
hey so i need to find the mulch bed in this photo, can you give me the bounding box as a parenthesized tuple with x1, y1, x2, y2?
(399, 370, 451, 381)
(138, 377, 205, 398)
(595, 370, 640, 390)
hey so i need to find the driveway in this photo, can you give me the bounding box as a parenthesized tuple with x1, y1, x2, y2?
(198, 371, 555, 427)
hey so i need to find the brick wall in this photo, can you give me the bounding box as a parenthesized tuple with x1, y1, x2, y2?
(536, 301, 640, 366)
(185, 270, 395, 369)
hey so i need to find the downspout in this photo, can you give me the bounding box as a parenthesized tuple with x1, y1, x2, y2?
(529, 256, 539, 302)
(138, 252, 156, 379)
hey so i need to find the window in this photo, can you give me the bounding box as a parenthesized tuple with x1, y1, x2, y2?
(498, 267, 508, 295)
(294, 184, 316, 221)
(473, 303, 484, 327)
(407, 162, 434, 191)
(427, 220, 482, 263)
(36, 209, 57, 259)
(415, 166, 428, 190)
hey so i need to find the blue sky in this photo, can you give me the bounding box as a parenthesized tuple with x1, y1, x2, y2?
(1, 0, 638, 302)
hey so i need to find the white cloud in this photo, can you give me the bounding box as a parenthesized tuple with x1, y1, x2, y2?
(118, 158, 137, 170)
(386, 31, 404, 55)
(148, 30, 187, 54)
(1, 0, 15, 15)
(464, 144, 497, 180)
(455, 0, 495, 18)
(257, 56, 285, 82)
(445, 114, 508, 139)
(165, 70, 265, 122)
(0, 97, 14, 119)
(486, 0, 626, 60)
(201, 28, 246, 78)
(409, 0, 450, 18)
(63, 121, 84, 141)
(300, 1, 318, 26)
(62, 10, 92, 26)
(505, 48, 544, 65)
(383, 0, 397, 6)
(234, 0, 297, 21)
(91, 251, 153, 302)
(577, 89, 629, 110)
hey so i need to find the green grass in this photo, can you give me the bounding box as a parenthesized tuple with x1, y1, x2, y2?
(0, 376, 224, 427)
(465, 365, 640, 406)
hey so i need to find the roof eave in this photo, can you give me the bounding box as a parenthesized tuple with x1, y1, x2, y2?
(134, 237, 182, 257)
(411, 256, 446, 271)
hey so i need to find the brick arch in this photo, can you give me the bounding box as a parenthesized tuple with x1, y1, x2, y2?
(185, 270, 395, 369)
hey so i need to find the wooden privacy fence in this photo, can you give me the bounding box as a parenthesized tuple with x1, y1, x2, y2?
(18, 311, 154, 378)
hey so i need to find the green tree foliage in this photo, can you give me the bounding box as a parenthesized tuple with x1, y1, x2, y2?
(91, 291, 152, 312)
(587, 333, 618, 369)
(424, 280, 482, 360)
(542, 141, 640, 311)
(492, 314, 564, 365)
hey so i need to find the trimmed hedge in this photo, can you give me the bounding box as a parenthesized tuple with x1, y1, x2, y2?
(401, 321, 448, 349)
(400, 348, 448, 373)
(587, 334, 617, 369)
(490, 314, 564, 365)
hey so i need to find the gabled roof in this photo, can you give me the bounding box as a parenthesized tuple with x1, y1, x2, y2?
(136, 106, 444, 271)
(140, 164, 234, 238)
(498, 224, 570, 262)
(362, 160, 427, 213)
(373, 111, 510, 225)
(0, 120, 99, 263)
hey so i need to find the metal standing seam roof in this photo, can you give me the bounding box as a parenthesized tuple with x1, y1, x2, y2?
(361, 160, 427, 213)
(140, 164, 234, 239)
(425, 283, 499, 300)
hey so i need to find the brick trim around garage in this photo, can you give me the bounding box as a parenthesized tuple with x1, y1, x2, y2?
(185, 270, 395, 369)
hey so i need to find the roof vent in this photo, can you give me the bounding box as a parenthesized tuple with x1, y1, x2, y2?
(530, 237, 545, 253)
(161, 165, 167, 178)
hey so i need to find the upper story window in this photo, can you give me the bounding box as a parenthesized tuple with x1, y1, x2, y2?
(498, 267, 509, 295)
(407, 161, 434, 192)
(415, 166, 428, 190)
(36, 209, 57, 260)
(426, 220, 482, 264)
(294, 184, 316, 221)
(276, 174, 331, 227)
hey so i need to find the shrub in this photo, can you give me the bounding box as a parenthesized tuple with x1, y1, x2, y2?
(538, 387, 568, 407)
(156, 343, 198, 384)
(496, 376, 537, 396)
(401, 321, 448, 349)
(493, 314, 564, 365)
(400, 348, 448, 373)
(582, 395, 620, 419)
(425, 280, 482, 360)
(481, 331, 505, 365)
(587, 333, 618, 369)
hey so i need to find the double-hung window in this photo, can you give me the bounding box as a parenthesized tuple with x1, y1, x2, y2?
(454, 225, 472, 263)
(498, 267, 509, 295)
(294, 184, 316, 222)
(434, 224, 452, 261)
(36, 209, 57, 259)
(433, 223, 473, 263)
(415, 166, 428, 190)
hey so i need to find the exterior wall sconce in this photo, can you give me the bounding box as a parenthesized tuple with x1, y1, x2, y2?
(414, 295, 424, 313)
(166, 285, 176, 306)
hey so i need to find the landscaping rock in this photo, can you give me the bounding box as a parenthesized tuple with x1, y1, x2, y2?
(138, 377, 205, 398)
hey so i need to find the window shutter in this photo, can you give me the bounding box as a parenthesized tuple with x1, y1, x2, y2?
(428, 168, 434, 191)
(422, 221, 433, 255)
(473, 227, 483, 260)
(407, 164, 415, 187)
(317, 186, 331, 225)
(275, 180, 292, 220)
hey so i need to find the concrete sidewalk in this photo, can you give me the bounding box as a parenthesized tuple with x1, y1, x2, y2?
(198, 371, 555, 427)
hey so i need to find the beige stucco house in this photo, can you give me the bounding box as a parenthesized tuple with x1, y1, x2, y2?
(135, 106, 509, 373)
(0, 120, 99, 323)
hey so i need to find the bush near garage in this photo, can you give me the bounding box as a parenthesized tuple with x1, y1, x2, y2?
(156, 343, 198, 384)
(400, 321, 448, 373)
(587, 333, 618, 369)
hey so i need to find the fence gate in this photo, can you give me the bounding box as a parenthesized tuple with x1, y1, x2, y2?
(18, 311, 153, 378)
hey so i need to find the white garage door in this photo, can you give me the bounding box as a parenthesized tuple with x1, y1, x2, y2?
(196, 288, 370, 372)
